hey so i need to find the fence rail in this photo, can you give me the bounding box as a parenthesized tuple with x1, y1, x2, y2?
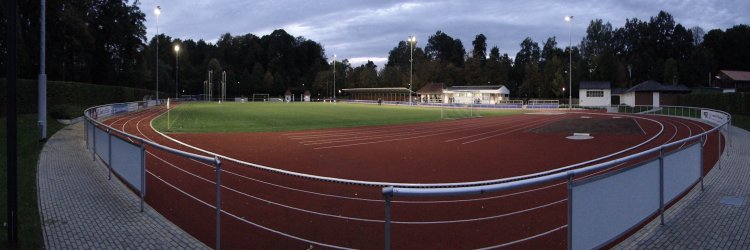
(83, 101, 730, 249)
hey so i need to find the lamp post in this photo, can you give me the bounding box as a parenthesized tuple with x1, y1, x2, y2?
(333, 54, 336, 103)
(174, 44, 180, 99)
(408, 35, 416, 105)
(565, 15, 573, 110)
(154, 6, 161, 102)
(39, 0, 47, 140)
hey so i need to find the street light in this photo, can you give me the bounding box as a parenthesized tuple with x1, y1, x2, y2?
(154, 6, 161, 102)
(174, 44, 180, 99)
(565, 15, 573, 110)
(333, 54, 336, 103)
(408, 35, 416, 105)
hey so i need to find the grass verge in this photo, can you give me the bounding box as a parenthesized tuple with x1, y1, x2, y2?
(731, 114, 750, 132)
(1, 115, 65, 249)
(153, 102, 523, 133)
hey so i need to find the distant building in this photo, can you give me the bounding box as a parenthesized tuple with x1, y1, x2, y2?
(620, 80, 691, 107)
(716, 70, 750, 93)
(442, 85, 510, 104)
(579, 81, 612, 107)
(341, 87, 412, 102)
(416, 83, 445, 103)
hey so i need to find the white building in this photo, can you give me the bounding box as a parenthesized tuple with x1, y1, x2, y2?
(620, 80, 690, 107)
(438, 85, 510, 104)
(579, 81, 612, 107)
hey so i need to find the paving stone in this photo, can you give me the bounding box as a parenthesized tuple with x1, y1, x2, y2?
(38, 122, 208, 249)
(616, 125, 750, 249)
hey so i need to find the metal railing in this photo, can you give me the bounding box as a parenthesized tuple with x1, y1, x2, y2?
(83, 101, 730, 249)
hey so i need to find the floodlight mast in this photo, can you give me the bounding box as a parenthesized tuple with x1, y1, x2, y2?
(333, 54, 336, 103)
(408, 36, 416, 105)
(174, 44, 180, 99)
(565, 15, 573, 110)
(155, 6, 161, 103)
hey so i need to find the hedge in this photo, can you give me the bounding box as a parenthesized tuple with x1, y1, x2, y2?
(677, 92, 750, 117)
(1, 79, 165, 118)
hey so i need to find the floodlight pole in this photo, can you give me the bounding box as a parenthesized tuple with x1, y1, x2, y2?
(174, 44, 180, 99)
(333, 54, 336, 103)
(39, 0, 47, 141)
(566, 15, 573, 110)
(408, 36, 416, 105)
(155, 6, 161, 103)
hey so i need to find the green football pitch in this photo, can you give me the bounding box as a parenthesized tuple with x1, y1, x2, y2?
(151, 102, 522, 133)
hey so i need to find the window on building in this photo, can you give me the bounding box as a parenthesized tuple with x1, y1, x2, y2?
(586, 90, 604, 97)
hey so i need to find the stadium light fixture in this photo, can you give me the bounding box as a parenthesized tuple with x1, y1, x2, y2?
(174, 44, 180, 98)
(408, 35, 416, 105)
(155, 6, 161, 102)
(565, 15, 573, 110)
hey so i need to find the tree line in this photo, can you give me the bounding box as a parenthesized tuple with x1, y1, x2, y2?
(3, 4, 749, 99)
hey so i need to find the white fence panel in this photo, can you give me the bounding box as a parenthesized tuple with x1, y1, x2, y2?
(110, 135, 143, 192)
(663, 143, 702, 204)
(570, 160, 660, 250)
(94, 126, 110, 165)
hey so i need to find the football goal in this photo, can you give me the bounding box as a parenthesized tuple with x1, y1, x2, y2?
(251, 93, 270, 102)
(526, 100, 560, 109)
(441, 103, 480, 120)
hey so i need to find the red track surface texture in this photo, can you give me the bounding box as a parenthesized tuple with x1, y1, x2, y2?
(102, 106, 722, 249)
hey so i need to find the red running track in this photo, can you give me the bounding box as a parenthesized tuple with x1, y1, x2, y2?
(100, 106, 722, 249)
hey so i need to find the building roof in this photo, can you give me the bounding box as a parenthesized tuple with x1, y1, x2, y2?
(626, 80, 691, 93)
(580, 81, 611, 89)
(445, 85, 505, 91)
(720, 70, 750, 81)
(416, 83, 445, 94)
(611, 88, 627, 95)
(341, 87, 412, 93)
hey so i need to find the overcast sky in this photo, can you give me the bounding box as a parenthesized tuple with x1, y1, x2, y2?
(140, 0, 750, 68)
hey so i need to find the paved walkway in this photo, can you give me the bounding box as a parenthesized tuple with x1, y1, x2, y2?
(617, 125, 750, 249)
(37, 122, 208, 249)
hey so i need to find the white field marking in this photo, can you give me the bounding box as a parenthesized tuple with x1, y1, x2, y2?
(281, 116, 481, 137)
(476, 224, 568, 249)
(460, 115, 566, 144)
(391, 199, 567, 225)
(633, 117, 646, 135)
(302, 115, 536, 145)
(121, 109, 162, 143)
(287, 114, 534, 140)
(286, 118, 484, 140)
(148, 110, 664, 188)
(300, 120, 499, 145)
(298, 115, 536, 143)
(681, 118, 709, 147)
(445, 115, 561, 143)
(150, 149, 565, 225)
(309, 116, 550, 150)
(671, 118, 694, 149)
(146, 170, 352, 250)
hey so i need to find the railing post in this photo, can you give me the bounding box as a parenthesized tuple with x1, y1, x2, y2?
(383, 187, 394, 250)
(567, 173, 574, 250)
(658, 148, 665, 225)
(107, 128, 112, 180)
(215, 156, 222, 250)
(140, 141, 146, 212)
(92, 124, 97, 161)
(718, 129, 722, 170)
(700, 136, 705, 191)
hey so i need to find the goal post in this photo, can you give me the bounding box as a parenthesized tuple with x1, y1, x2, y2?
(251, 93, 270, 102)
(441, 103, 479, 120)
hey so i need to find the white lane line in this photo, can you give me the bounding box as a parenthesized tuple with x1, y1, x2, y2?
(447, 115, 560, 143)
(633, 117, 646, 135)
(146, 170, 352, 250)
(477, 224, 567, 249)
(460, 116, 565, 144)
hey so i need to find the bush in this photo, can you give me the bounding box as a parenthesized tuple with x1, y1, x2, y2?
(678, 92, 750, 116)
(1, 79, 165, 119)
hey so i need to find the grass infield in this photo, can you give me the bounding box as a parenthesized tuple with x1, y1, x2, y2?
(152, 102, 523, 133)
